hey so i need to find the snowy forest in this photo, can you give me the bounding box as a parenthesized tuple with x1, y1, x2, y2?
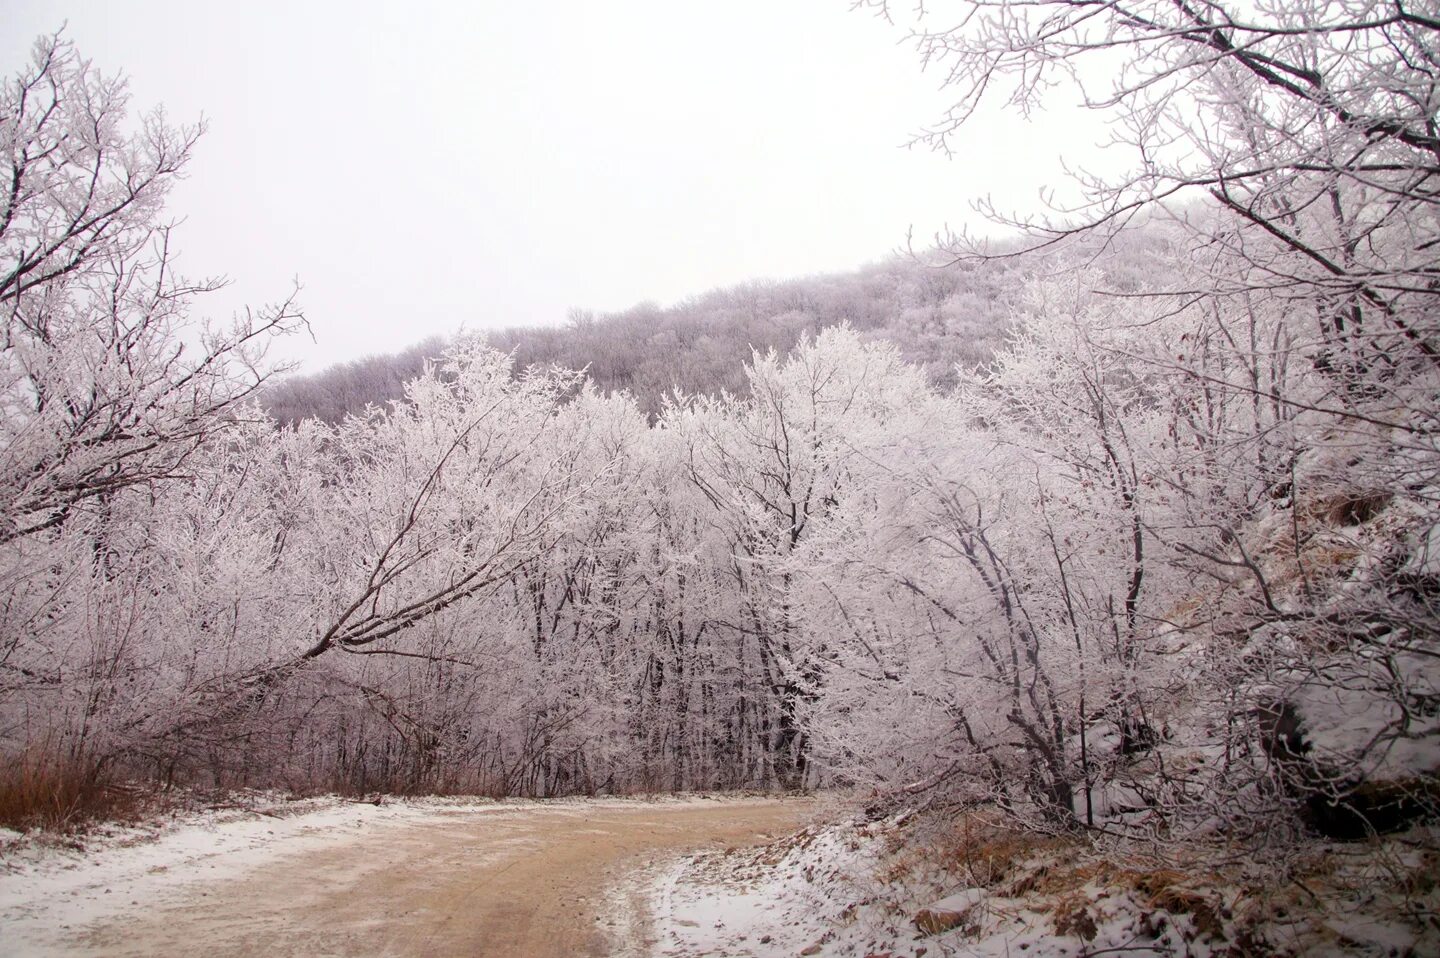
(4, 0, 1439, 860)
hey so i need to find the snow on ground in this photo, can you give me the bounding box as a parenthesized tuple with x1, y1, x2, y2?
(648, 808, 1440, 958)
(0, 791, 744, 956)
(0, 795, 487, 953)
(652, 824, 870, 957)
(8, 791, 1437, 957)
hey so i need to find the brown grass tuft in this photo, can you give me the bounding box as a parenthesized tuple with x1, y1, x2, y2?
(936, 814, 1080, 890)
(1051, 894, 1099, 941)
(0, 749, 143, 833)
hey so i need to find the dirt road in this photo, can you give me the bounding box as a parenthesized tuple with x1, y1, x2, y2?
(57, 798, 810, 958)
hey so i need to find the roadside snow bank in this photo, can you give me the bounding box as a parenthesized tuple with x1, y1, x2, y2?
(650, 807, 1440, 957)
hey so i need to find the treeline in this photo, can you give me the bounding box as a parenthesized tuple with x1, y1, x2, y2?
(263, 245, 1104, 423)
(11, 279, 1437, 828)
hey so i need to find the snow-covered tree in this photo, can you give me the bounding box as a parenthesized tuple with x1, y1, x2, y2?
(0, 33, 302, 547)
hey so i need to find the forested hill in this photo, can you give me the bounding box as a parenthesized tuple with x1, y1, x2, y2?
(263, 227, 1167, 424)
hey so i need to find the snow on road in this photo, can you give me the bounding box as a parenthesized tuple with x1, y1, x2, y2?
(0, 795, 813, 957)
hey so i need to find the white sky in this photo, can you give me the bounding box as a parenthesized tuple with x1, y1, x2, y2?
(2, 0, 1113, 372)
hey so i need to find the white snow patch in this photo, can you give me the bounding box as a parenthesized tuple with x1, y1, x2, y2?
(646, 811, 1440, 958)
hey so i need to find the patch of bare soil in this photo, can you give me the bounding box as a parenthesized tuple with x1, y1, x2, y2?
(70, 797, 812, 958)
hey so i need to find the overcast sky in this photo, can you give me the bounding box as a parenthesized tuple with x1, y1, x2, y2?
(2, 0, 1111, 372)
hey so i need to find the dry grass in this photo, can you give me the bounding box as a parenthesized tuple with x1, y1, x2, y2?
(901, 813, 1243, 946)
(0, 749, 144, 834)
(814, 805, 1437, 956)
(931, 812, 1080, 890)
(1050, 893, 1100, 941)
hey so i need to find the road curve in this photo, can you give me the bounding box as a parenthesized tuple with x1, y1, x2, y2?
(63, 797, 811, 958)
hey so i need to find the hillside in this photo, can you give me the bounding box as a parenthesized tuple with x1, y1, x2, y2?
(262, 228, 1171, 424)
(260, 257, 1006, 423)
